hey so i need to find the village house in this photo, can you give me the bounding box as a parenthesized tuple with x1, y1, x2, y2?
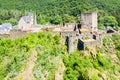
(0, 23, 12, 34)
(18, 11, 38, 31)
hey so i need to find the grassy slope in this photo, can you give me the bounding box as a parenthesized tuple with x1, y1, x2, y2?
(0, 32, 120, 80)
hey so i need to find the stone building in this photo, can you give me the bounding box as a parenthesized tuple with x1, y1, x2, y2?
(18, 11, 35, 31)
(81, 12, 98, 32)
(0, 23, 12, 34)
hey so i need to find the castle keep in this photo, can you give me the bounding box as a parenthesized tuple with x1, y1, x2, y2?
(81, 12, 98, 32)
(66, 12, 118, 53)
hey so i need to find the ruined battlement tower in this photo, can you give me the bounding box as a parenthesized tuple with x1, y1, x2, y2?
(81, 12, 98, 32)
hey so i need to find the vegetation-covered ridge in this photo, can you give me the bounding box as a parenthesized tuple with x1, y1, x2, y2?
(0, 32, 120, 80)
(63, 33, 120, 80)
(0, 32, 67, 80)
(0, 0, 120, 29)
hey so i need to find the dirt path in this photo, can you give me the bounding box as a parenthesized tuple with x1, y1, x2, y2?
(16, 49, 37, 80)
(55, 59, 65, 80)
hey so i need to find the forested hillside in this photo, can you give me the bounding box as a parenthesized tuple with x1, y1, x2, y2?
(0, 0, 120, 29)
(0, 0, 120, 80)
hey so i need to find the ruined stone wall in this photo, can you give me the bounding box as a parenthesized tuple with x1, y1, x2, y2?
(83, 40, 101, 50)
(63, 23, 76, 27)
(0, 34, 10, 38)
(67, 32, 119, 53)
(68, 34, 102, 53)
(60, 31, 79, 37)
(68, 35, 84, 53)
(10, 29, 27, 39)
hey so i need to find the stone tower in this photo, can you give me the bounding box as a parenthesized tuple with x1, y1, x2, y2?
(81, 12, 98, 32)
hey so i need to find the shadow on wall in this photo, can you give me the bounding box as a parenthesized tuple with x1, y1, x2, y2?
(77, 39, 84, 50)
(65, 36, 69, 51)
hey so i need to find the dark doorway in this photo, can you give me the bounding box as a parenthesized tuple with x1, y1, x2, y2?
(77, 39, 84, 50)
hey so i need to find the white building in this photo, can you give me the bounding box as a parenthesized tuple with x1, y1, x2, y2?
(18, 11, 35, 31)
(0, 23, 12, 34)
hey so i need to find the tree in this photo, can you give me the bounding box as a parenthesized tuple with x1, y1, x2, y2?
(51, 15, 62, 24)
(103, 16, 118, 27)
(5, 18, 18, 26)
(63, 14, 76, 23)
(98, 15, 118, 29)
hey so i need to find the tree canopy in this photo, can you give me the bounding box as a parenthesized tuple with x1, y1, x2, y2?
(1, 0, 120, 28)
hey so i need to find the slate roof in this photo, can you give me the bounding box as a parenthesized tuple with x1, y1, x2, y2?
(21, 12, 34, 23)
(22, 16, 32, 23)
(0, 23, 12, 31)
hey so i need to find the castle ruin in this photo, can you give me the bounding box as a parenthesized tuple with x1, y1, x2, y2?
(81, 12, 98, 32)
(0, 12, 119, 53)
(66, 12, 118, 53)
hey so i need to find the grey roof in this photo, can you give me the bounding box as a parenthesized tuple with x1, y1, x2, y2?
(20, 11, 34, 24)
(1, 23, 12, 28)
(22, 16, 32, 23)
(0, 23, 12, 31)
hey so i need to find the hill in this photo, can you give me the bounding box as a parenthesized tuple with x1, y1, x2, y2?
(0, 32, 120, 80)
(1, 0, 120, 28)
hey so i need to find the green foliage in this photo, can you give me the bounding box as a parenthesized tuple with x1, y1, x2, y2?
(91, 75, 99, 80)
(63, 14, 76, 23)
(0, 32, 62, 79)
(112, 34, 120, 60)
(51, 15, 62, 24)
(98, 16, 118, 29)
(63, 33, 120, 80)
(104, 16, 118, 27)
(63, 52, 92, 80)
(85, 35, 90, 40)
(1, 0, 120, 26)
(0, 37, 31, 79)
(32, 32, 64, 80)
(0, 32, 120, 80)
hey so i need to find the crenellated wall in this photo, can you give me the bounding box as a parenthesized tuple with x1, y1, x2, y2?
(67, 32, 119, 53)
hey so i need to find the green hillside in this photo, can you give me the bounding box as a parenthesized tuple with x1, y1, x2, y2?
(0, 0, 120, 28)
(0, 32, 120, 80)
(0, 0, 120, 80)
